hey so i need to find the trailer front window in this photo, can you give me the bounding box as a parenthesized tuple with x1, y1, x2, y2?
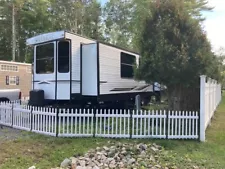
(36, 43, 54, 74)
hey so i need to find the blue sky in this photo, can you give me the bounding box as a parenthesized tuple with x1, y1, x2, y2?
(99, 0, 225, 53)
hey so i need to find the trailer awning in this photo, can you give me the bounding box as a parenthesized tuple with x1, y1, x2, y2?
(26, 30, 65, 45)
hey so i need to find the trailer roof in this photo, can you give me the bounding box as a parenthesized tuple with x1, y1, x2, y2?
(26, 30, 140, 55)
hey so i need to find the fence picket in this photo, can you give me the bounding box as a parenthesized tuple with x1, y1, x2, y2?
(103, 109, 106, 135)
(192, 111, 194, 136)
(156, 110, 158, 135)
(144, 110, 146, 136)
(100, 109, 102, 135)
(148, 110, 150, 136)
(159, 110, 162, 136)
(83, 109, 86, 134)
(166, 111, 169, 137)
(116, 109, 118, 135)
(107, 110, 110, 135)
(185, 111, 188, 136)
(132, 110, 134, 136)
(195, 112, 199, 136)
(75, 109, 77, 135)
(151, 110, 154, 136)
(87, 109, 89, 134)
(127, 110, 130, 136)
(48, 109, 51, 132)
(117, 110, 120, 135)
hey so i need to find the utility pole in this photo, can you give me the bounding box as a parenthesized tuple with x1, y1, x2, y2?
(12, 3, 16, 61)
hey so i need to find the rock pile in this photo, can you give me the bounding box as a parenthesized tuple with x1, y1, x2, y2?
(52, 142, 171, 169)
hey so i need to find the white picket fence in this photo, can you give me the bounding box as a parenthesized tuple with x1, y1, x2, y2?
(0, 103, 199, 140)
(0, 75, 221, 141)
(200, 75, 222, 141)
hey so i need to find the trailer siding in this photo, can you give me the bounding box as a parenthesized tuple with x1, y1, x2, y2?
(98, 43, 151, 95)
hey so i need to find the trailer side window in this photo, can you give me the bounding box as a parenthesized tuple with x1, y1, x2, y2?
(120, 52, 136, 78)
(58, 40, 70, 73)
(36, 43, 54, 74)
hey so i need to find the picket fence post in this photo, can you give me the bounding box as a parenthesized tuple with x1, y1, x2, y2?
(166, 110, 169, 139)
(93, 109, 96, 138)
(30, 107, 33, 132)
(56, 107, 59, 137)
(200, 75, 206, 142)
(129, 109, 133, 139)
(11, 102, 14, 127)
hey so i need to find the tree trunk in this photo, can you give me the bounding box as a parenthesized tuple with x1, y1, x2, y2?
(168, 85, 199, 111)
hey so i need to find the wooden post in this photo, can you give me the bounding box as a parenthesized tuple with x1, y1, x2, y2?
(200, 75, 206, 142)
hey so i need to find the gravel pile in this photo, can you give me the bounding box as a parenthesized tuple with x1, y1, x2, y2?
(50, 142, 174, 169)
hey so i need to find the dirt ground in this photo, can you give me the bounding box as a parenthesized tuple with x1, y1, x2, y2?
(0, 125, 24, 144)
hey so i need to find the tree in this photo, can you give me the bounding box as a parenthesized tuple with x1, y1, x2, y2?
(0, 0, 53, 62)
(214, 47, 225, 89)
(103, 0, 133, 49)
(0, 0, 103, 63)
(135, 0, 221, 110)
(0, 0, 15, 61)
(82, 0, 103, 40)
(130, 0, 153, 51)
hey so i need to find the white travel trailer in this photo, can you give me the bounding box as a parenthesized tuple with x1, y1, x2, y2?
(26, 30, 160, 108)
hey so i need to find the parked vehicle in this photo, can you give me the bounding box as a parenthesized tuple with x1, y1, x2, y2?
(26, 30, 163, 108)
(0, 89, 21, 102)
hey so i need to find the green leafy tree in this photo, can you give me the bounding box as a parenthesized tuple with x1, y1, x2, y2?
(0, 0, 53, 62)
(0, 0, 103, 63)
(135, 0, 221, 110)
(215, 48, 225, 89)
(82, 0, 104, 40)
(0, 0, 16, 61)
(103, 0, 133, 49)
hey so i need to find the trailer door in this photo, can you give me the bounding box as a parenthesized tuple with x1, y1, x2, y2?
(81, 43, 98, 96)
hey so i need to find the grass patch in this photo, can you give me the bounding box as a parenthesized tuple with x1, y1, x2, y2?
(1, 94, 225, 168)
(0, 133, 111, 169)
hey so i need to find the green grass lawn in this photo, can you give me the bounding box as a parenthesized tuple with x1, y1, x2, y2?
(0, 95, 225, 169)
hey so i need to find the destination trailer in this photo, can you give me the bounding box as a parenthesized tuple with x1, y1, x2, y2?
(26, 30, 159, 108)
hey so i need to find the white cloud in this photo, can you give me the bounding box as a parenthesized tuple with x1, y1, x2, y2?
(207, 0, 225, 12)
(202, 0, 225, 54)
